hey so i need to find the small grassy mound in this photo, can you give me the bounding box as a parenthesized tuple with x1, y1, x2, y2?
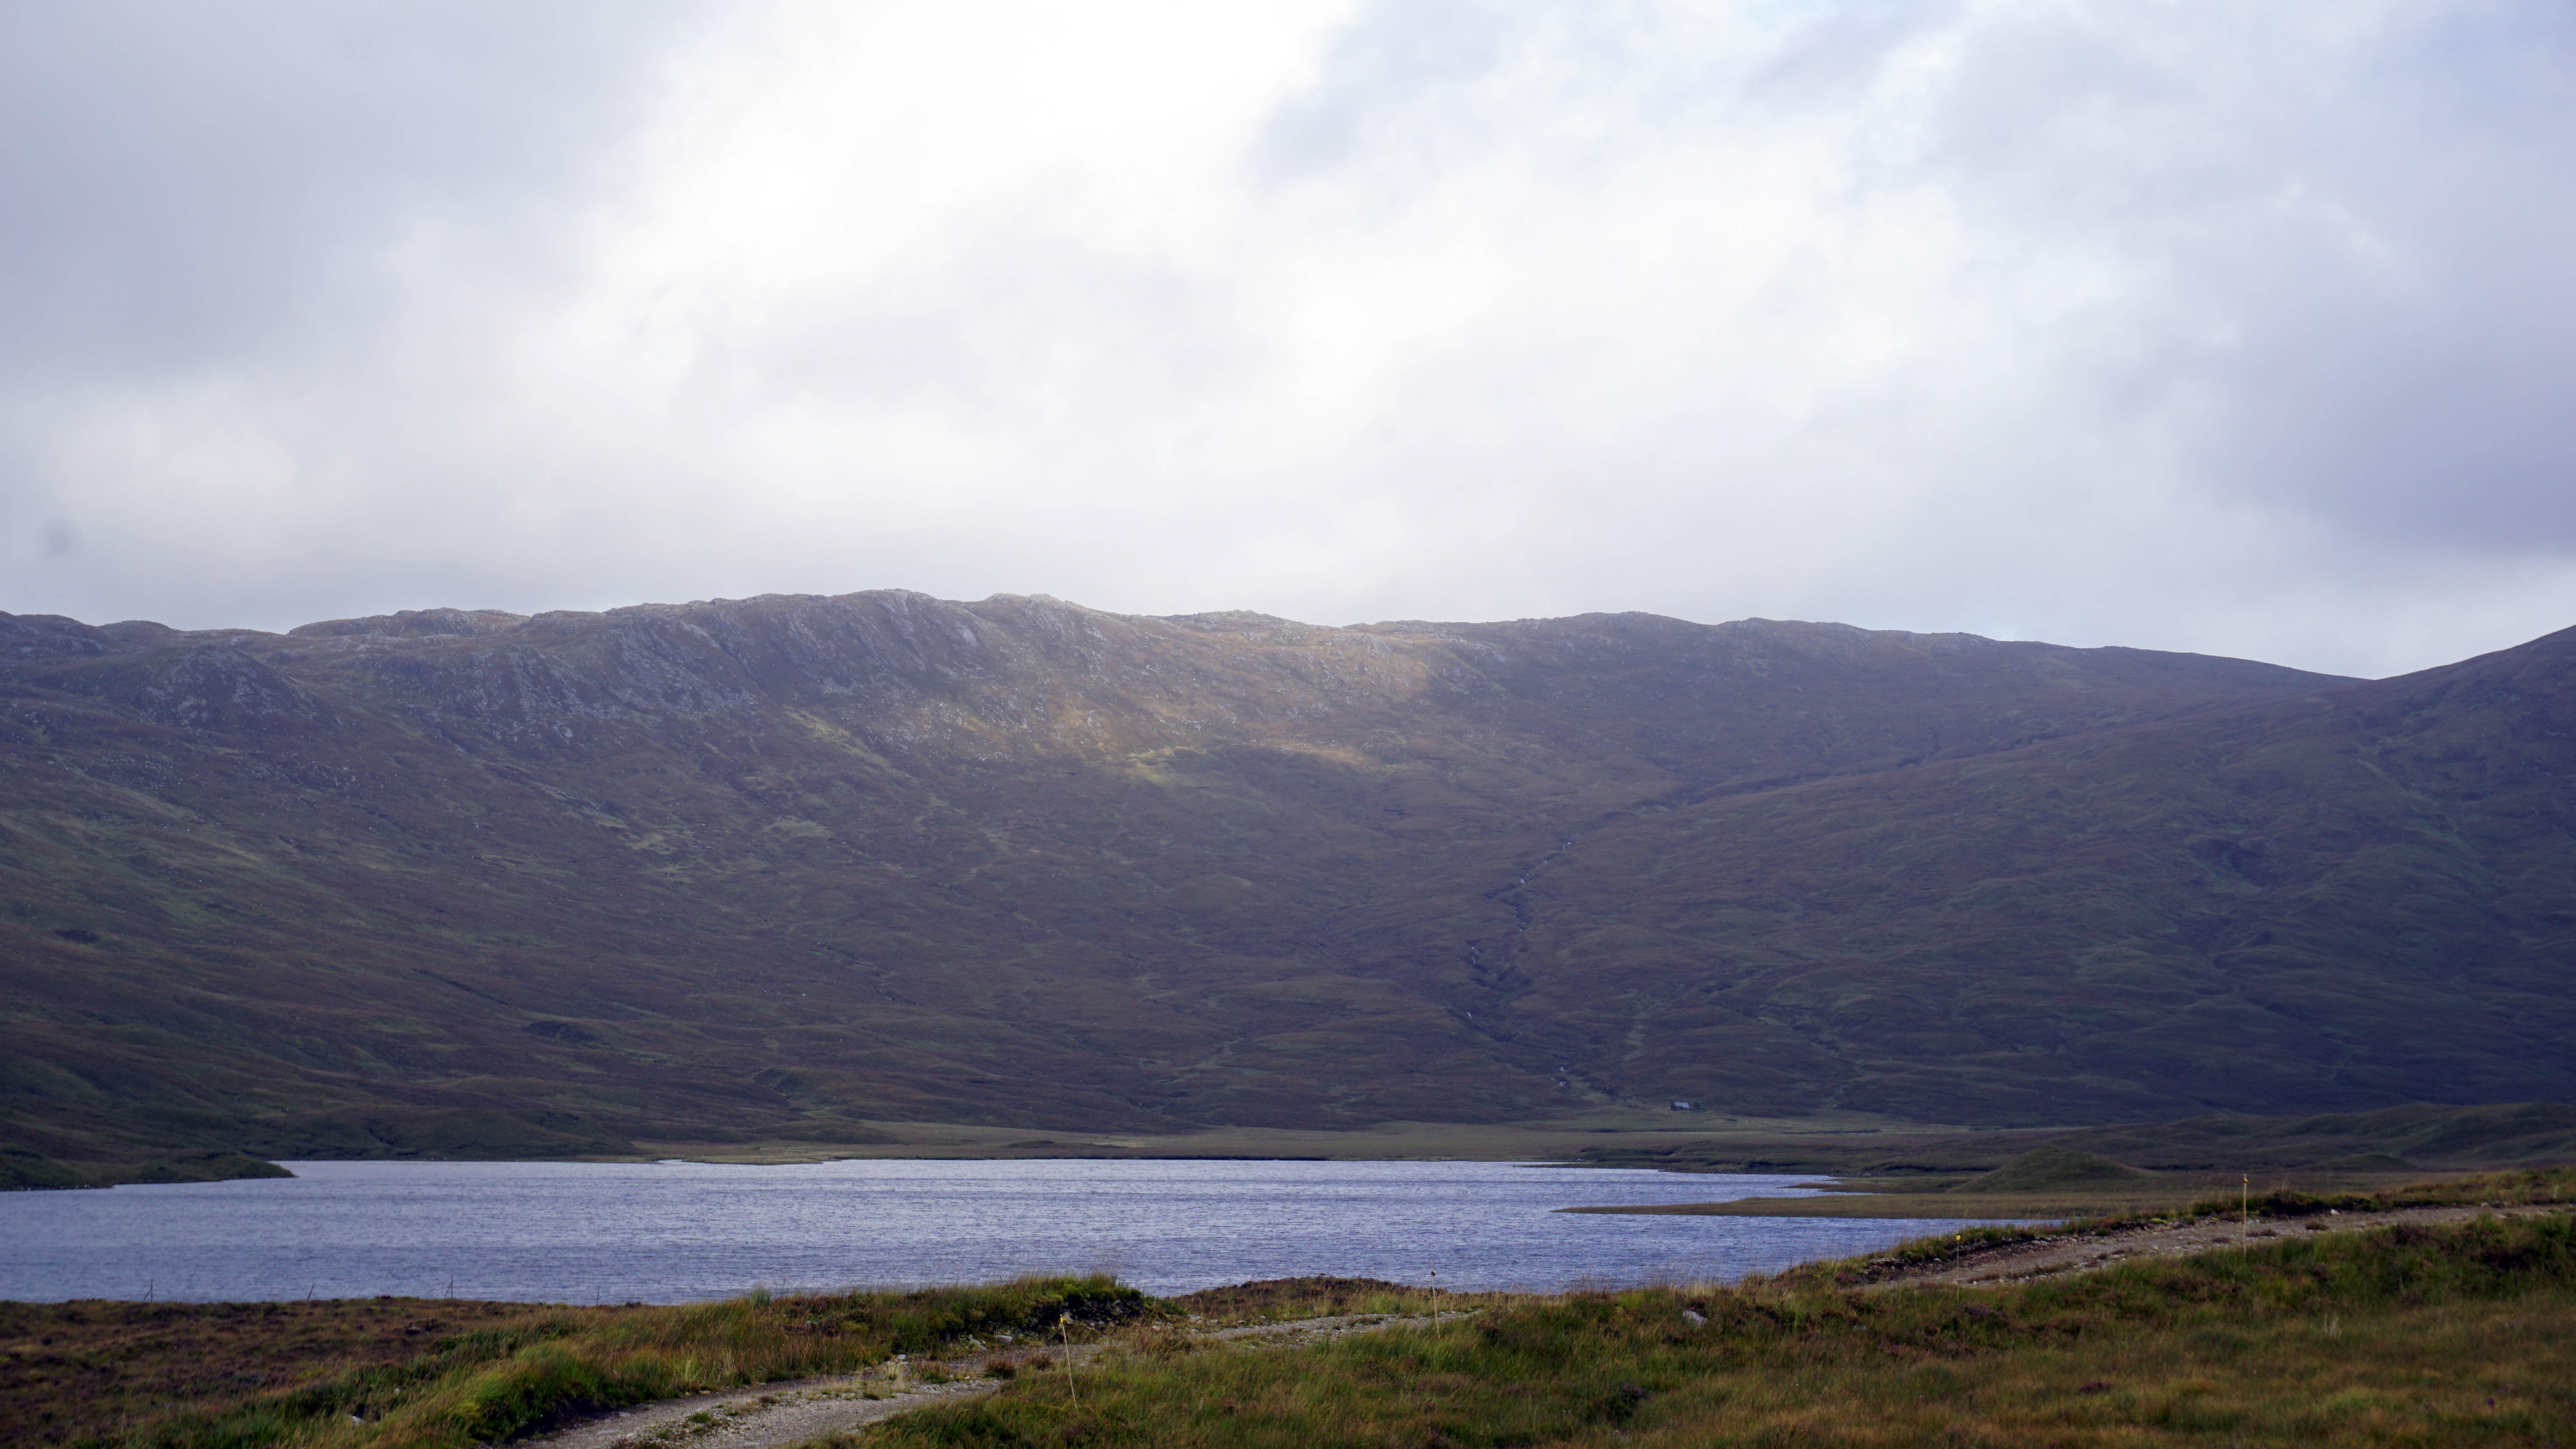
(1948, 1146, 2154, 1194)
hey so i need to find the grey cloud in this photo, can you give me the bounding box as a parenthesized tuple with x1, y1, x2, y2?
(1909, 1, 2576, 554)
(747, 226, 1244, 417)
(1251, 0, 1520, 181)
(1731, 2, 1964, 120)
(0, 0, 711, 382)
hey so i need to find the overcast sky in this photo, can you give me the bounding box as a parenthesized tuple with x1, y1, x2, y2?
(3, 1, 2571, 676)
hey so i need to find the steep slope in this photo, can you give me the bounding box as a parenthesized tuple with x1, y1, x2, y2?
(8, 589, 2537, 1164)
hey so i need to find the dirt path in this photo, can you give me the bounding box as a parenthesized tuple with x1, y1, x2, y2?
(1862, 1202, 2569, 1289)
(522, 1310, 1459, 1449)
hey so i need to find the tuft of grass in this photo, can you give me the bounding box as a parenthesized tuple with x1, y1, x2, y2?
(852, 1214, 2576, 1447)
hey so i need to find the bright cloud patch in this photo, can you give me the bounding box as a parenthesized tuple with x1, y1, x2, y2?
(3, 0, 2571, 676)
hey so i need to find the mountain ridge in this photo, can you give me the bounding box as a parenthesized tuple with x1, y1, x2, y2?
(4, 591, 2564, 1168)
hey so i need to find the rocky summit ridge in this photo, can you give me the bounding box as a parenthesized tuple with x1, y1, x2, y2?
(2, 591, 2570, 1167)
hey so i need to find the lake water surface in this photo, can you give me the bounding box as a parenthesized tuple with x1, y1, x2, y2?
(0, 1158, 1978, 1303)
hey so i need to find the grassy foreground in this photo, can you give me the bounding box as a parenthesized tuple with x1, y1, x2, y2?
(6, 1275, 1490, 1449)
(6, 1276, 1148, 1449)
(854, 1215, 2576, 1447)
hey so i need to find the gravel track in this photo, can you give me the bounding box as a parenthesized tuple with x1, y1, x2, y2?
(520, 1310, 1457, 1449)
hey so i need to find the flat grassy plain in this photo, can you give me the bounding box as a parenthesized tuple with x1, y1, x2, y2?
(1572, 1179, 2381, 1223)
(1556, 1100, 2576, 1220)
(1566, 1154, 2443, 1224)
(641, 1099, 2576, 1179)
(628, 1109, 1931, 1166)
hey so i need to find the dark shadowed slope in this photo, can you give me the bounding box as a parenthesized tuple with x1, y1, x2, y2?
(1495, 625, 2576, 1122)
(8, 591, 2559, 1165)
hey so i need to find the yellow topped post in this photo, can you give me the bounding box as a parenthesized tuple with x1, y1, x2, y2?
(1060, 1311, 1077, 1405)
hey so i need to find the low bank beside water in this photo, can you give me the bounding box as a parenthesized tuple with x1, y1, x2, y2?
(1557, 1101, 2576, 1223)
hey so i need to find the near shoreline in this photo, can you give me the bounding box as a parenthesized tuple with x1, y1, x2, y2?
(17, 1170, 2561, 1447)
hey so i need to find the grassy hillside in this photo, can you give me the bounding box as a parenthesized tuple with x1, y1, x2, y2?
(3, 591, 2570, 1168)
